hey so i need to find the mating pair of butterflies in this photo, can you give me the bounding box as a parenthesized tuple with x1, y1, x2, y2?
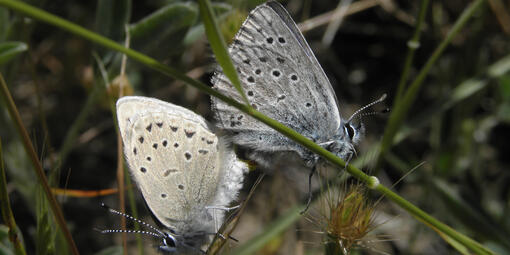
(116, 1, 365, 254)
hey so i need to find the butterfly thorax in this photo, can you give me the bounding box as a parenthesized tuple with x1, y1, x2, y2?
(165, 207, 216, 231)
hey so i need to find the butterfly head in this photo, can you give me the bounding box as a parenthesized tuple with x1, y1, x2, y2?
(159, 232, 178, 253)
(320, 119, 364, 161)
(325, 94, 387, 160)
(158, 229, 208, 254)
(343, 117, 365, 146)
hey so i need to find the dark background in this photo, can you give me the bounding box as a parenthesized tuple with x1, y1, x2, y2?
(1, 0, 509, 254)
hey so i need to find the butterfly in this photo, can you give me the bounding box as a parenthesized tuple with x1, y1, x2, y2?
(116, 96, 247, 253)
(210, 1, 383, 211)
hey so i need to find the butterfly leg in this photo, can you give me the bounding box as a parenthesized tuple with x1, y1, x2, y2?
(344, 148, 354, 168)
(210, 232, 238, 241)
(205, 205, 240, 212)
(204, 231, 238, 241)
(300, 165, 317, 214)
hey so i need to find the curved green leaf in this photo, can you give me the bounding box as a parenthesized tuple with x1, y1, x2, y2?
(129, 2, 197, 39)
(0, 7, 9, 41)
(128, 2, 198, 59)
(0, 42, 27, 65)
(95, 0, 132, 41)
(198, 0, 249, 105)
(183, 2, 232, 46)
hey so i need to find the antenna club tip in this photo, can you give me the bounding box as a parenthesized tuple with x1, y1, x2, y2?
(379, 93, 387, 101)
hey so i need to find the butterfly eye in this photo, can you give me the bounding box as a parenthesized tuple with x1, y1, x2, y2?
(163, 233, 177, 248)
(345, 123, 355, 140)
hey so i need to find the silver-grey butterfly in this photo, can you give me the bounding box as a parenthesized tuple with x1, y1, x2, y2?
(116, 96, 247, 254)
(211, 1, 380, 211)
(211, 1, 362, 167)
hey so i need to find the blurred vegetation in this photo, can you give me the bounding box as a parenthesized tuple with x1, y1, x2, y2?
(0, 0, 509, 254)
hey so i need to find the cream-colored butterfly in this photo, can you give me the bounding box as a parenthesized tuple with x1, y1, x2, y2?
(116, 96, 247, 253)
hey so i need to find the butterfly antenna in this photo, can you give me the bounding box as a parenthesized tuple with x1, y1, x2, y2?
(346, 94, 387, 123)
(357, 107, 390, 118)
(97, 228, 163, 239)
(101, 203, 166, 236)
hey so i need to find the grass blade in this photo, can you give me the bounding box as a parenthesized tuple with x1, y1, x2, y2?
(0, 73, 79, 254)
(198, 0, 249, 105)
(376, 0, 487, 169)
(0, 138, 27, 255)
(230, 205, 305, 255)
(0, 41, 27, 65)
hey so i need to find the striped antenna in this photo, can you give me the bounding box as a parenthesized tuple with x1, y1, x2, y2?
(97, 228, 162, 239)
(346, 94, 387, 123)
(100, 203, 166, 236)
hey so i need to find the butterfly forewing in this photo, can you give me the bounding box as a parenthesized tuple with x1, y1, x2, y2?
(212, 2, 342, 155)
(117, 97, 222, 229)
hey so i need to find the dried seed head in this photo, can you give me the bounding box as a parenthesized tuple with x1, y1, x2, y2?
(325, 184, 376, 253)
(306, 170, 381, 255)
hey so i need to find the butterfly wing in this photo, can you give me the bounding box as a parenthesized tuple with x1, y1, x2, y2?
(117, 96, 223, 232)
(212, 2, 342, 159)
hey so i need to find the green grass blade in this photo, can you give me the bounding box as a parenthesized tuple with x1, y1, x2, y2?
(0, 7, 9, 41)
(198, 0, 249, 105)
(0, 41, 27, 65)
(375, 0, 487, 169)
(433, 180, 510, 250)
(128, 2, 197, 60)
(124, 170, 144, 255)
(374, 183, 493, 255)
(0, 139, 27, 255)
(129, 2, 196, 39)
(57, 82, 105, 169)
(35, 185, 58, 255)
(353, 53, 510, 169)
(488, 54, 510, 77)
(95, 0, 131, 41)
(393, 0, 429, 103)
(183, 2, 232, 46)
(0, 72, 79, 254)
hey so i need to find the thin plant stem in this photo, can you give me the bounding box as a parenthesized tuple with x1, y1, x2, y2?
(0, 73, 79, 255)
(125, 169, 144, 254)
(393, 0, 430, 103)
(229, 205, 306, 255)
(121, 25, 144, 254)
(375, 0, 486, 169)
(353, 53, 510, 169)
(57, 83, 104, 169)
(375, 183, 491, 254)
(321, 0, 352, 46)
(93, 51, 129, 255)
(27, 52, 56, 169)
(117, 145, 127, 255)
(0, 138, 27, 255)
